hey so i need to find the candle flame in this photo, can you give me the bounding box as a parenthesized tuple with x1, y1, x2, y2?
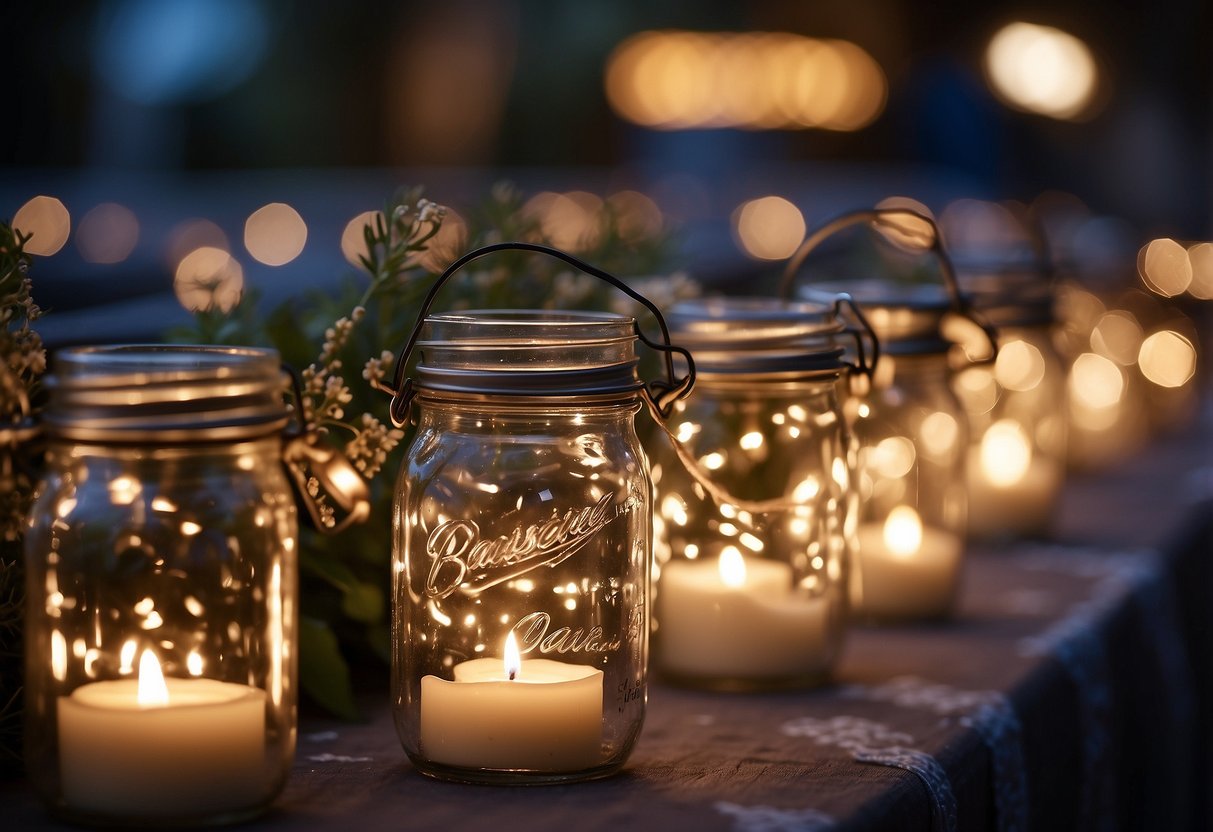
(882, 505, 923, 558)
(719, 546, 747, 588)
(137, 650, 169, 706)
(980, 419, 1032, 487)
(504, 631, 521, 681)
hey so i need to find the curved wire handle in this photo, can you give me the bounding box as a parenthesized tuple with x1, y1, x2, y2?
(372, 241, 696, 427)
(779, 207, 999, 363)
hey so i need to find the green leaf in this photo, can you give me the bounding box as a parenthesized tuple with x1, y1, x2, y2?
(298, 617, 360, 720)
(340, 581, 384, 624)
(299, 546, 359, 593)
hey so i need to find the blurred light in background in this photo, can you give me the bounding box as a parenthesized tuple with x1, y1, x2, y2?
(76, 202, 140, 264)
(244, 202, 307, 266)
(13, 196, 71, 257)
(984, 22, 1098, 121)
(174, 246, 243, 312)
(993, 340, 1046, 392)
(523, 191, 604, 252)
(605, 31, 886, 131)
(341, 211, 381, 267)
(167, 219, 229, 268)
(732, 196, 805, 260)
(1137, 237, 1192, 297)
(92, 0, 269, 104)
(416, 209, 468, 274)
(1138, 330, 1196, 388)
(384, 1, 516, 166)
(1187, 243, 1213, 300)
(12, 197, 71, 259)
(1090, 311, 1143, 366)
(939, 199, 1030, 252)
(607, 191, 664, 243)
(1069, 352, 1124, 411)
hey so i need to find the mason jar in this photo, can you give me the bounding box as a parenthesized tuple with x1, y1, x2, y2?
(23, 346, 299, 827)
(834, 283, 971, 621)
(954, 265, 1067, 539)
(381, 243, 693, 785)
(650, 296, 873, 691)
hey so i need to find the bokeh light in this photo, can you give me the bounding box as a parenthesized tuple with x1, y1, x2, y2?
(244, 202, 307, 266)
(732, 196, 805, 260)
(984, 22, 1098, 120)
(1090, 311, 1143, 366)
(1184, 243, 1213, 300)
(605, 30, 886, 131)
(1069, 352, 1124, 409)
(12, 196, 71, 256)
(340, 211, 381, 267)
(1138, 331, 1196, 388)
(174, 246, 244, 312)
(1138, 238, 1192, 297)
(524, 191, 604, 252)
(167, 218, 229, 266)
(993, 340, 1046, 392)
(607, 190, 664, 242)
(76, 202, 140, 264)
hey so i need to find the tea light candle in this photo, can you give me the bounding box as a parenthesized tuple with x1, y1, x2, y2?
(420, 633, 603, 771)
(657, 548, 831, 681)
(852, 506, 964, 619)
(965, 421, 1064, 537)
(58, 651, 266, 818)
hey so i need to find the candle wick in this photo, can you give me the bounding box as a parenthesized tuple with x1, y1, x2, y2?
(508, 669, 517, 681)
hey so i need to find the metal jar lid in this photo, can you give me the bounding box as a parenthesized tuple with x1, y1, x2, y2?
(952, 256, 1055, 328)
(414, 310, 644, 399)
(667, 297, 849, 379)
(811, 279, 954, 356)
(44, 345, 290, 443)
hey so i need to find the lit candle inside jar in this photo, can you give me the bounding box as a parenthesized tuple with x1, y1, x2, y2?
(966, 419, 1063, 537)
(419, 633, 604, 771)
(657, 547, 832, 683)
(852, 505, 964, 619)
(58, 650, 267, 819)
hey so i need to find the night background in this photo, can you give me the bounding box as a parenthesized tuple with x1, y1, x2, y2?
(1, 0, 1209, 340)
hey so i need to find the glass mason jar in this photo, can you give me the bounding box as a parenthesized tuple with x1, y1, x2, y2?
(650, 297, 874, 691)
(835, 283, 972, 621)
(23, 346, 299, 827)
(381, 244, 693, 785)
(954, 266, 1068, 539)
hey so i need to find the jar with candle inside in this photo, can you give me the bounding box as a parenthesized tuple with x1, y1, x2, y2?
(826, 283, 978, 621)
(650, 296, 875, 691)
(381, 245, 693, 784)
(23, 346, 301, 827)
(953, 263, 1068, 539)
(778, 206, 996, 622)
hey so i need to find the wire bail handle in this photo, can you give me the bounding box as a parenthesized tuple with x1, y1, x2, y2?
(281, 364, 372, 535)
(779, 207, 999, 364)
(371, 241, 697, 427)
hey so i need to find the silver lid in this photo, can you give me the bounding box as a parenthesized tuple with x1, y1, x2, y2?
(810, 279, 953, 355)
(414, 310, 643, 398)
(44, 345, 290, 443)
(953, 258, 1055, 328)
(668, 297, 848, 378)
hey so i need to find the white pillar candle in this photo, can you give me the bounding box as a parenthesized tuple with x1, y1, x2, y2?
(966, 451, 1063, 538)
(58, 652, 266, 818)
(852, 507, 964, 619)
(657, 549, 832, 681)
(420, 635, 603, 772)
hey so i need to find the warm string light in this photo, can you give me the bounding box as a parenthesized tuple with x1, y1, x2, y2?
(605, 30, 886, 131)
